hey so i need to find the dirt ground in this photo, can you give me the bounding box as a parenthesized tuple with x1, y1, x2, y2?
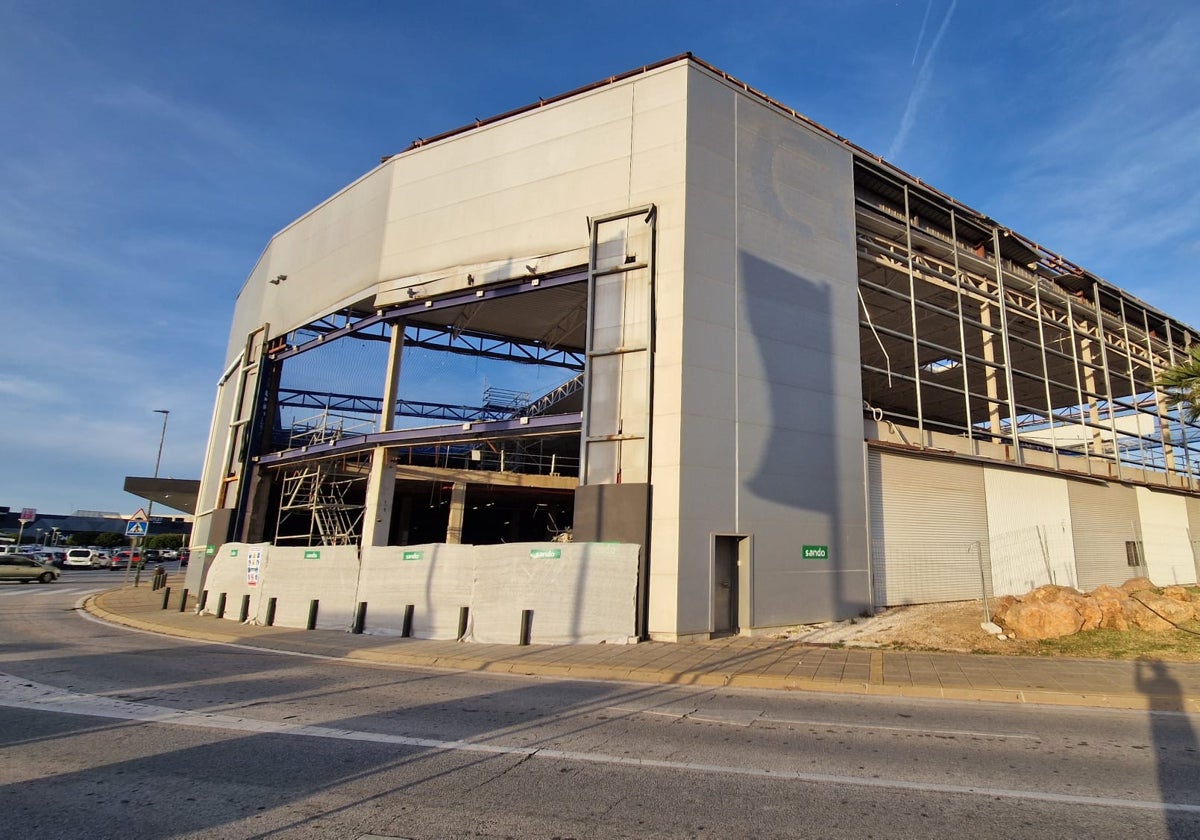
(784, 600, 1034, 654)
(780, 595, 1200, 660)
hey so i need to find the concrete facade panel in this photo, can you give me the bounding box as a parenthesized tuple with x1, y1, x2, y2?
(678, 414, 738, 471)
(665, 67, 867, 634)
(681, 268, 736, 329)
(681, 320, 736, 375)
(229, 167, 393, 361)
(679, 366, 737, 422)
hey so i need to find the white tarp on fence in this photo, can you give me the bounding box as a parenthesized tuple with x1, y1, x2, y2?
(256, 545, 361, 630)
(358, 544, 475, 639)
(198, 541, 639, 644)
(198, 543, 271, 619)
(468, 543, 639, 644)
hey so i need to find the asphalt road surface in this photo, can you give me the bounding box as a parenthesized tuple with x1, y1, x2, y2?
(2, 581, 1198, 839)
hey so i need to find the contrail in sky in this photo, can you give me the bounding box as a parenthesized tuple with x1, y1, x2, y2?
(911, 0, 933, 66)
(888, 0, 958, 161)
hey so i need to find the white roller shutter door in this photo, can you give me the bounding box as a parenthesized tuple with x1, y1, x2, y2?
(868, 449, 989, 607)
(1069, 481, 1141, 591)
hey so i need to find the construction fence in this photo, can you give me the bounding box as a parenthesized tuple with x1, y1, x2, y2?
(197, 541, 640, 644)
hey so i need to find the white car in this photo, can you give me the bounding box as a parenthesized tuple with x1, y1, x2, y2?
(64, 549, 106, 569)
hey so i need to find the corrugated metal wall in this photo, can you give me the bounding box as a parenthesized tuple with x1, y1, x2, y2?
(868, 447, 1200, 606)
(1068, 481, 1142, 591)
(868, 450, 990, 607)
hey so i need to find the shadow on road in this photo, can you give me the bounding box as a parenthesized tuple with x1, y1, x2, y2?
(1135, 659, 1200, 839)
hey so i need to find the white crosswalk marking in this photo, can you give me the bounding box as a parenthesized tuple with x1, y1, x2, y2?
(0, 586, 106, 598)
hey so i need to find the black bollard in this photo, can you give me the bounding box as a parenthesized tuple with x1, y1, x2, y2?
(306, 599, 319, 630)
(457, 606, 469, 640)
(401, 604, 414, 638)
(519, 609, 533, 646)
(160, 586, 171, 610)
(265, 597, 277, 626)
(239, 594, 250, 623)
(178, 588, 189, 612)
(198, 590, 208, 610)
(216, 592, 227, 619)
(352, 602, 367, 634)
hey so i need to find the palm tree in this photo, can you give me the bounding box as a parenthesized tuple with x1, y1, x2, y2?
(1157, 345, 1200, 423)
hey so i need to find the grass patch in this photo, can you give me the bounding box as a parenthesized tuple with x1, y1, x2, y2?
(1030, 624, 1200, 660)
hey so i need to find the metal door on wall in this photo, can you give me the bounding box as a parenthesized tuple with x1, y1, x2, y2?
(713, 535, 740, 635)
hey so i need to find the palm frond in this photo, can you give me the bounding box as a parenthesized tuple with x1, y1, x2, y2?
(1157, 345, 1200, 423)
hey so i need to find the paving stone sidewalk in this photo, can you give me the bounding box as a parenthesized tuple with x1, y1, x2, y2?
(85, 578, 1200, 712)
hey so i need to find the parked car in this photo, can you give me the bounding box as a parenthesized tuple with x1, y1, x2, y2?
(143, 549, 162, 563)
(0, 554, 60, 583)
(44, 549, 69, 568)
(109, 550, 145, 570)
(65, 548, 104, 569)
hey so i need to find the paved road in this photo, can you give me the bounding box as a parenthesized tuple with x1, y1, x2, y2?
(2, 586, 1199, 839)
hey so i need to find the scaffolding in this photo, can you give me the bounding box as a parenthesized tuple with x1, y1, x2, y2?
(274, 460, 365, 546)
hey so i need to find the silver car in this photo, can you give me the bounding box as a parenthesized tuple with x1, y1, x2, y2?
(0, 555, 60, 584)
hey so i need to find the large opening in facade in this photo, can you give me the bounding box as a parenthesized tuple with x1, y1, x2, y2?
(248, 269, 590, 547)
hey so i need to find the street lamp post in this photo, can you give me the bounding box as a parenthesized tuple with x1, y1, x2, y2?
(144, 407, 171, 551)
(127, 409, 170, 587)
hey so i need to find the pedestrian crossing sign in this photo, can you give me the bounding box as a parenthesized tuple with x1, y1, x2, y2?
(125, 519, 148, 537)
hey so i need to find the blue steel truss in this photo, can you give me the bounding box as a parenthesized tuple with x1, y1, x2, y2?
(276, 374, 584, 424)
(271, 268, 587, 364)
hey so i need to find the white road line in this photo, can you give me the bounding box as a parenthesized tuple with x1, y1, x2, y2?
(0, 673, 1192, 815)
(607, 704, 1040, 741)
(0, 587, 104, 597)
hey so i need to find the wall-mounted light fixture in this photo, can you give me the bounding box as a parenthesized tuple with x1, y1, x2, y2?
(270, 274, 287, 285)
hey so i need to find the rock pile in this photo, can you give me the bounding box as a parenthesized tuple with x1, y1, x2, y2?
(990, 578, 1198, 641)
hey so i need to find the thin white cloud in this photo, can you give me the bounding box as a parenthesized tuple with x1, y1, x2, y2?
(887, 0, 958, 161)
(95, 83, 262, 159)
(911, 0, 934, 67)
(990, 8, 1200, 297)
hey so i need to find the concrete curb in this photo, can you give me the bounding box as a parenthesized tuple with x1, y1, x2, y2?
(83, 589, 1200, 713)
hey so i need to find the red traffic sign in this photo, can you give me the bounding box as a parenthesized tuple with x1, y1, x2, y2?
(18, 508, 36, 523)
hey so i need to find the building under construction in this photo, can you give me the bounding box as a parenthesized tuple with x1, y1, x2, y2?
(186, 54, 1200, 642)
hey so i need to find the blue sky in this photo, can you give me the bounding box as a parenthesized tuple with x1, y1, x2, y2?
(2, 1, 1198, 517)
